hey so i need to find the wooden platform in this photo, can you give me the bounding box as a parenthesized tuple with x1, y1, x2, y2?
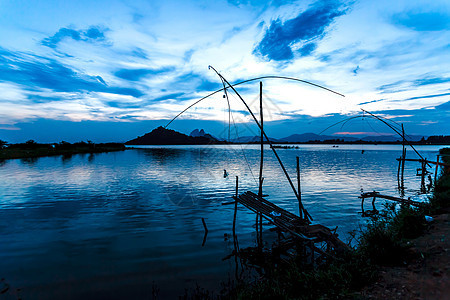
(232, 191, 350, 253)
(360, 191, 427, 208)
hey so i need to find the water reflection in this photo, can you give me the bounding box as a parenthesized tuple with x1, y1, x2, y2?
(20, 157, 39, 165)
(61, 153, 73, 163)
(0, 144, 445, 299)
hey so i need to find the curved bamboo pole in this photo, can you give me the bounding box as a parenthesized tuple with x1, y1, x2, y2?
(164, 75, 344, 129)
(208, 66, 313, 221)
(361, 109, 431, 167)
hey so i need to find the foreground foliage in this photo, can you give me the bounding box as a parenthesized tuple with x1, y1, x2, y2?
(222, 148, 450, 299)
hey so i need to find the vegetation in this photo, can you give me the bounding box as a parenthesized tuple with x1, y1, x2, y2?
(218, 148, 450, 299)
(0, 139, 7, 149)
(427, 148, 450, 212)
(0, 140, 125, 159)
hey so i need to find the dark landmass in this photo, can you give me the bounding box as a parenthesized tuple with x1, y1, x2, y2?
(0, 140, 125, 160)
(125, 126, 225, 145)
(125, 127, 450, 145)
(246, 134, 448, 145)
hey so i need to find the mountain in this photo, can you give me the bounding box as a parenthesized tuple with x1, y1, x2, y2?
(279, 133, 424, 143)
(190, 129, 206, 137)
(125, 127, 219, 145)
(360, 135, 423, 142)
(126, 127, 427, 145)
(231, 136, 281, 143)
(189, 128, 218, 141)
(278, 133, 358, 143)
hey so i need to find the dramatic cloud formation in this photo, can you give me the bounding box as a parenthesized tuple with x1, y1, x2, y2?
(0, 0, 448, 142)
(254, 1, 347, 60)
(0, 48, 143, 97)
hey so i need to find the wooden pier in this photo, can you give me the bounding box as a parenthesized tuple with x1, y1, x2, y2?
(232, 190, 350, 254)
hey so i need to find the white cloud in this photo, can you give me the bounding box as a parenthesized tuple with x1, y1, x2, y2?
(0, 0, 448, 133)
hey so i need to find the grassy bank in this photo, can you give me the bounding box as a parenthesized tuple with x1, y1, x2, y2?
(0, 140, 126, 160)
(223, 148, 450, 299)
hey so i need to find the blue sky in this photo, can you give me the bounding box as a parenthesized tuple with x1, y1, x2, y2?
(0, 0, 449, 142)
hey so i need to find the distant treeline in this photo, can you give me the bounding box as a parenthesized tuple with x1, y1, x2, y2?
(0, 140, 125, 159)
(254, 135, 450, 145)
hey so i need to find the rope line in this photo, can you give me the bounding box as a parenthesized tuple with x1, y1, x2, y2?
(164, 75, 344, 129)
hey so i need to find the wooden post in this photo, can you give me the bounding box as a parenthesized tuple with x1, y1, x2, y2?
(257, 81, 263, 247)
(435, 155, 440, 185)
(421, 160, 426, 193)
(258, 81, 264, 198)
(296, 156, 303, 219)
(397, 156, 402, 189)
(232, 176, 239, 279)
(235, 175, 239, 197)
(361, 196, 365, 215)
(201, 218, 208, 247)
(233, 176, 238, 234)
(401, 124, 406, 189)
(209, 69, 312, 221)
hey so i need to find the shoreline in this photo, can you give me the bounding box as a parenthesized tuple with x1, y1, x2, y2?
(360, 209, 450, 299)
(0, 143, 126, 160)
(359, 148, 450, 299)
(221, 147, 450, 299)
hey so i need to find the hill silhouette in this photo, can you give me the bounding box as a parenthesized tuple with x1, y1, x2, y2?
(125, 126, 219, 145)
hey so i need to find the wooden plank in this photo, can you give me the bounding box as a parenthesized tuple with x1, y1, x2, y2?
(360, 191, 426, 207)
(396, 158, 450, 167)
(232, 190, 351, 254)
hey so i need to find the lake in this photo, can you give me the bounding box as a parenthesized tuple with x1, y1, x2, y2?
(0, 144, 446, 298)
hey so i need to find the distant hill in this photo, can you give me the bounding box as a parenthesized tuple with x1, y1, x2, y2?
(189, 129, 218, 141)
(126, 127, 432, 145)
(231, 136, 281, 143)
(125, 127, 219, 145)
(275, 133, 424, 143)
(278, 133, 357, 143)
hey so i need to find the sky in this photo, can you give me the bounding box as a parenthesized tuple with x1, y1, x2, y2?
(0, 0, 449, 143)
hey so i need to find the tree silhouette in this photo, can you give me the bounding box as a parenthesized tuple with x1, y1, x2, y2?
(0, 139, 7, 149)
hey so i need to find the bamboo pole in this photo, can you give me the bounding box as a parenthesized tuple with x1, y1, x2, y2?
(258, 81, 263, 247)
(296, 156, 303, 219)
(258, 81, 264, 197)
(421, 160, 426, 193)
(435, 155, 440, 185)
(361, 109, 431, 168)
(201, 218, 208, 246)
(401, 124, 406, 189)
(208, 67, 312, 221)
(233, 176, 238, 234)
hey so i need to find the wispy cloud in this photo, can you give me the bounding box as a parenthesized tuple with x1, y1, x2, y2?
(42, 26, 108, 48)
(0, 47, 143, 97)
(114, 67, 175, 81)
(392, 11, 450, 31)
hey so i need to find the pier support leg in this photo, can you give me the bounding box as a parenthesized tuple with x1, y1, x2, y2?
(296, 156, 303, 220)
(400, 124, 406, 192)
(233, 176, 238, 235)
(420, 160, 426, 193)
(435, 155, 440, 186)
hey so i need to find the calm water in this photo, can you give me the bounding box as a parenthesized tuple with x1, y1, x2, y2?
(0, 144, 445, 298)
